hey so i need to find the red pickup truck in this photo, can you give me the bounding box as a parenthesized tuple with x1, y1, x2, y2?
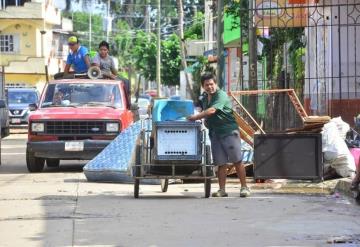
(26, 78, 136, 172)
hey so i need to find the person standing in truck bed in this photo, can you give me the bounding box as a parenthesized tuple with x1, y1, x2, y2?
(92, 41, 118, 80)
(64, 36, 91, 75)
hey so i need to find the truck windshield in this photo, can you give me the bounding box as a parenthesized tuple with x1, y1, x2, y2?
(41, 83, 123, 108)
(8, 91, 38, 104)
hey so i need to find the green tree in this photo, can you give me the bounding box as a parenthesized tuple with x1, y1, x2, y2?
(131, 31, 157, 81)
(161, 34, 181, 85)
(64, 12, 106, 53)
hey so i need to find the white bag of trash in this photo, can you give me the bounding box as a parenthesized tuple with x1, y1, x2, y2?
(322, 119, 355, 178)
(330, 116, 350, 140)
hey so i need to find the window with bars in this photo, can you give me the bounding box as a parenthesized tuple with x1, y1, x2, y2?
(0, 35, 16, 53)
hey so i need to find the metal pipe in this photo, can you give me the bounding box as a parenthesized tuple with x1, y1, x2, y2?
(156, 0, 161, 97)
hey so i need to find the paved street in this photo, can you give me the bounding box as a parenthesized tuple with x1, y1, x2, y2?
(0, 133, 360, 247)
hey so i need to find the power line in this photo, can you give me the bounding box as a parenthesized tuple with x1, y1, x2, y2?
(71, 13, 216, 34)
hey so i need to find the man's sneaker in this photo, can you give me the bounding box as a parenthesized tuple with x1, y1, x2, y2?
(212, 189, 228, 197)
(240, 187, 251, 197)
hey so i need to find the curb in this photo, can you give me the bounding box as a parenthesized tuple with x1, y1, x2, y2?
(334, 178, 355, 198)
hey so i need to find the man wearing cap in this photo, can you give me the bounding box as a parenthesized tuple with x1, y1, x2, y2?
(64, 36, 91, 75)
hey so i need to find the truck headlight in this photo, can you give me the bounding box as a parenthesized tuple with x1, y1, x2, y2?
(31, 123, 44, 132)
(106, 122, 119, 132)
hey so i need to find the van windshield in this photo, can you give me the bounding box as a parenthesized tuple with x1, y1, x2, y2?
(8, 91, 38, 104)
(41, 83, 122, 108)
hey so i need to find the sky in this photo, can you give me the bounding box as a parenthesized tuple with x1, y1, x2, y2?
(53, 0, 108, 14)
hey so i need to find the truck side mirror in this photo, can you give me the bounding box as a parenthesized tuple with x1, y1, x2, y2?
(0, 99, 6, 109)
(29, 103, 38, 111)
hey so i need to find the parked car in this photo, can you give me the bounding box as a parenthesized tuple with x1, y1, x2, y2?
(0, 98, 9, 138)
(7, 87, 39, 125)
(26, 78, 136, 172)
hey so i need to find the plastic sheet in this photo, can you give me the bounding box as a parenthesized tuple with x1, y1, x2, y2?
(152, 99, 194, 122)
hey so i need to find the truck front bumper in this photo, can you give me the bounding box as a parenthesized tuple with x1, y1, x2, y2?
(27, 140, 111, 160)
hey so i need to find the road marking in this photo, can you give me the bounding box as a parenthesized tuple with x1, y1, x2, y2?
(1, 153, 25, 155)
(1, 145, 26, 149)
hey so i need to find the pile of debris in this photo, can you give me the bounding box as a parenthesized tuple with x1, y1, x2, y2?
(286, 116, 331, 133)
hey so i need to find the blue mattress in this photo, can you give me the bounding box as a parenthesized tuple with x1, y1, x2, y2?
(83, 121, 142, 183)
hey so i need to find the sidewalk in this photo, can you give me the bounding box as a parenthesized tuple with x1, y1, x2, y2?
(227, 177, 355, 197)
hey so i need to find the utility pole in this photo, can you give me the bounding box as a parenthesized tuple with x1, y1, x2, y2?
(89, 5, 92, 51)
(216, 0, 225, 89)
(248, 0, 258, 116)
(156, 0, 161, 97)
(146, 0, 151, 91)
(106, 0, 111, 42)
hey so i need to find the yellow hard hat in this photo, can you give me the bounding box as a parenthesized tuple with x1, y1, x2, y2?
(68, 36, 78, 44)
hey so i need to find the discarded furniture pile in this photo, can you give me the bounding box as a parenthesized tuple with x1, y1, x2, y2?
(230, 89, 356, 182)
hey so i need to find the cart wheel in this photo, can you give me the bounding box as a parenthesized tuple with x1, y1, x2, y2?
(204, 179, 211, 198)
(204, 145, 213, 176)
(134, 179, 140, 198)
(160, 179, 169, 192)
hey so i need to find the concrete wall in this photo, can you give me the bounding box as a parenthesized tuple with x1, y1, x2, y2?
(0, 1, 61, 25)
(0, 20, 42, 60)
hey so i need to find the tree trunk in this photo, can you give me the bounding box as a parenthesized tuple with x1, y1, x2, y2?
(177, 0, 196, 101)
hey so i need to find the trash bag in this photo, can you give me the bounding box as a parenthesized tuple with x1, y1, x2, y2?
(331, 117, 350, 140)
(322, 120, 355, 178)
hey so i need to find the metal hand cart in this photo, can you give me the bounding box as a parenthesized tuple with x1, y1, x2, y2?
(131, 120, 214, 198)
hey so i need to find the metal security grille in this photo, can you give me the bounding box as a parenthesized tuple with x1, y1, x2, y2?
(44, 121, 106, 135)
(227, 0, 360, 131)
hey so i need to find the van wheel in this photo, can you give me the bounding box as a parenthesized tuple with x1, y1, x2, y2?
(47, 159, 60, 168)
(26, 149, 45, 172)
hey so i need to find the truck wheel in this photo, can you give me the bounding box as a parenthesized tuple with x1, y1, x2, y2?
(47, 159, 60, 168)
(26, 150, 45, 172)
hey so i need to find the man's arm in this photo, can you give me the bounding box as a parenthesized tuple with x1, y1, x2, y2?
(110, 57, 118, 79)
(84, 55, 91, 70)
(111, 67, 118, 77)
(64, 54, 72, 74)
(64, 64, 71, 74)
(187, 107, 216, 121)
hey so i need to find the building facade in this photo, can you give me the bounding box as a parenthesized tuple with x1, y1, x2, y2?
(0, 0, 72, 89)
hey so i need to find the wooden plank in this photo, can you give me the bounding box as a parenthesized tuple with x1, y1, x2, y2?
(239, 129, 253, 146)
(287, 90, 308, 119)
(234, 112, 255, 135)
(230, 92, 265, 134)
(304, 116, 331, 123)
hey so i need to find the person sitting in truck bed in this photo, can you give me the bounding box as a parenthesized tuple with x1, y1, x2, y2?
(64, 36, 91, 75)
(92, 41, 118, 80)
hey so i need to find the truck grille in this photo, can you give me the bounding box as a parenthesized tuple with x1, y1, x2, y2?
(10, 109, 23, 116)
(44, 121, 106, 135)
